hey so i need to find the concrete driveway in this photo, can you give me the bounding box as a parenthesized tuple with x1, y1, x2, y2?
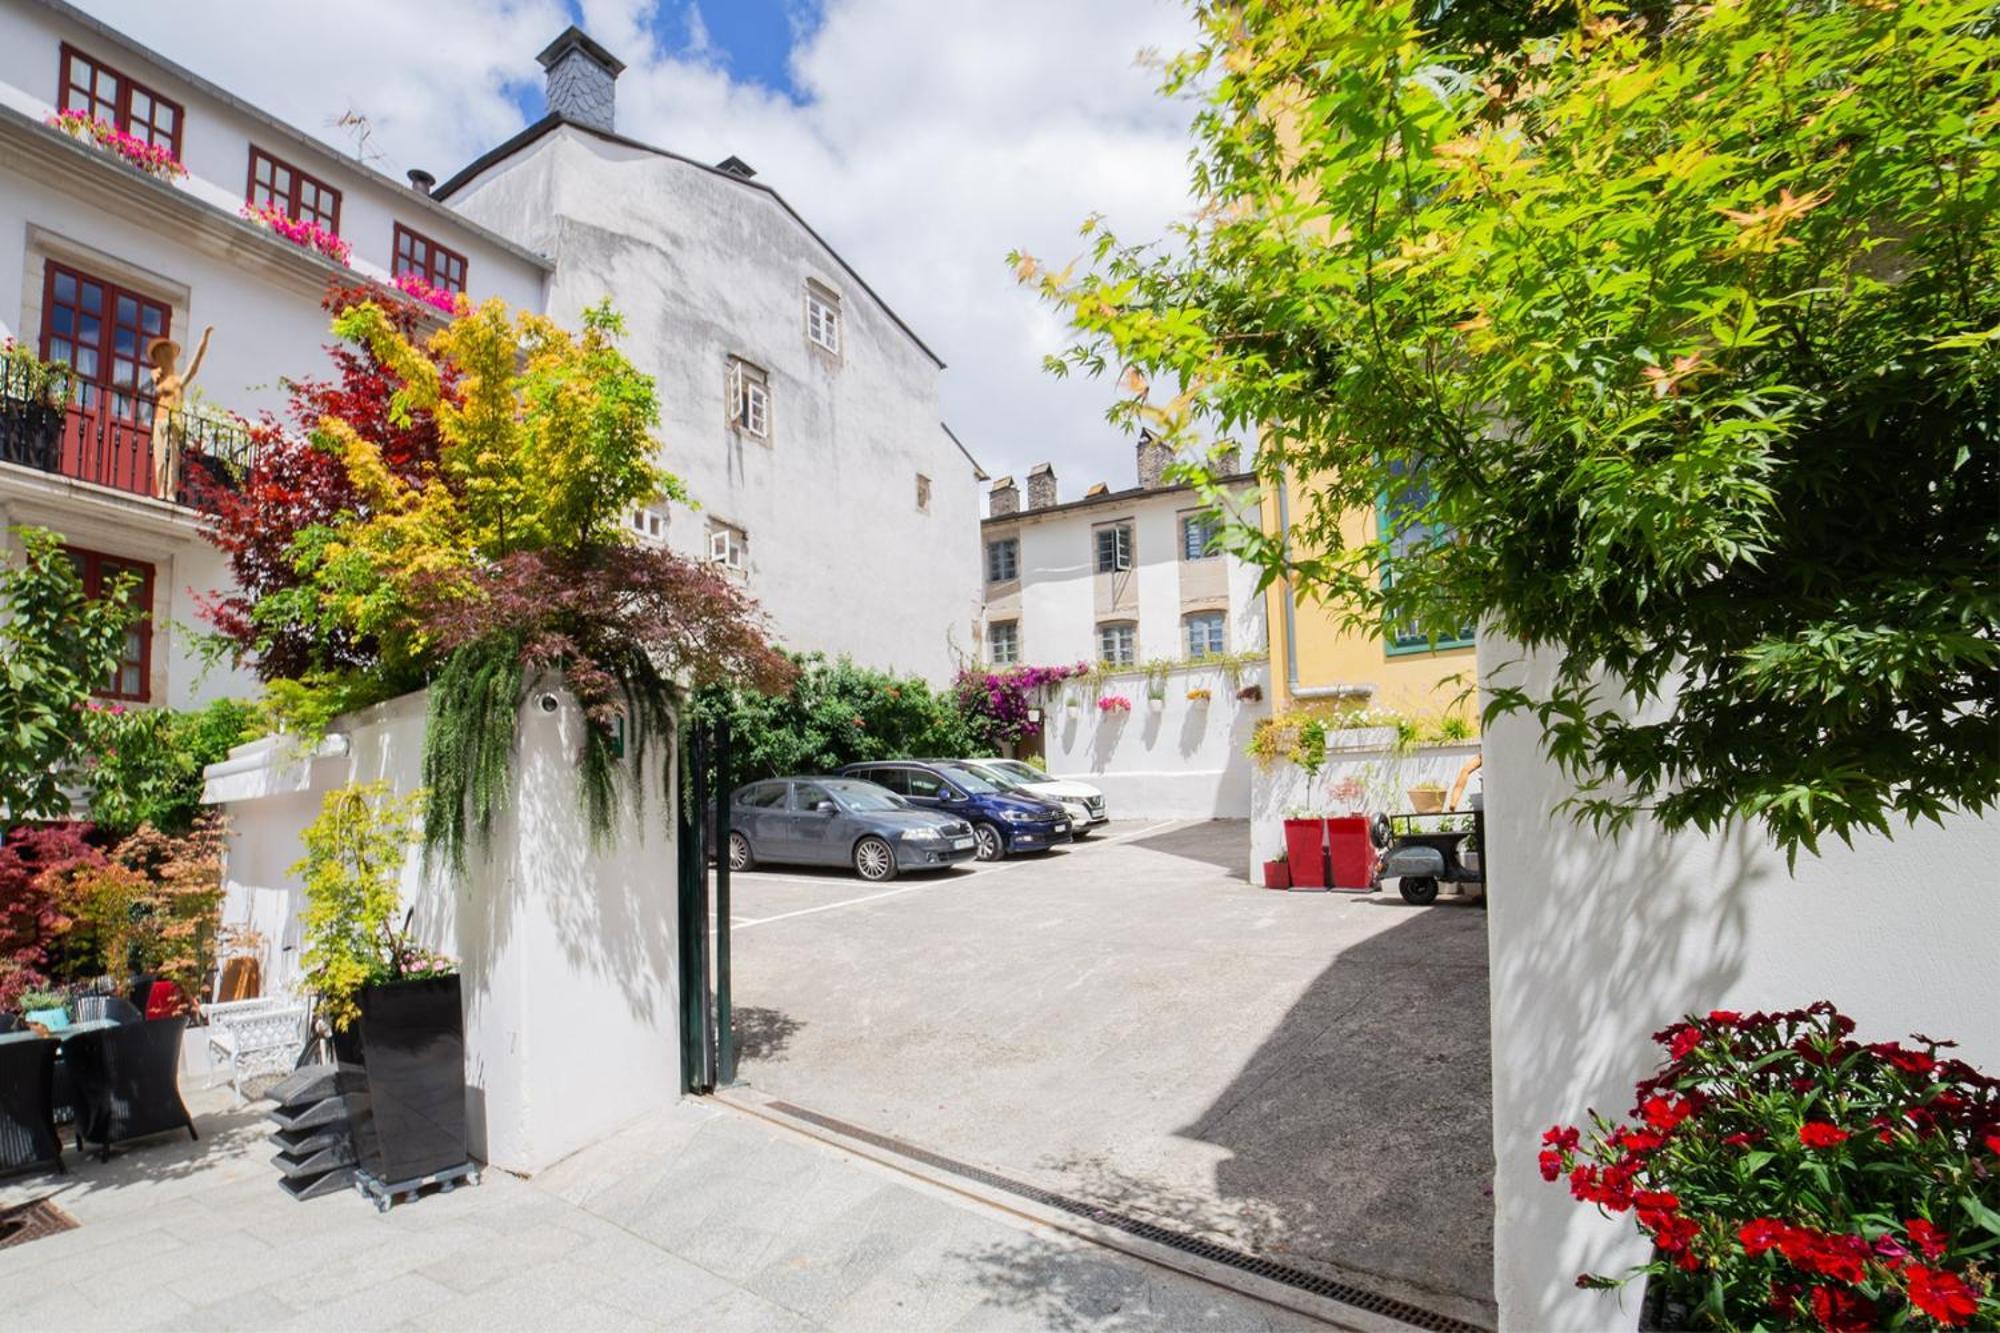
(720, 819, 1496, 1328)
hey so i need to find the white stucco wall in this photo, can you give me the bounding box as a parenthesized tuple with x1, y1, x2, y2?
(204, 687, 686, 1176)
(1246, 740, 1481, 882)
(1479, 639, 2000, 1331)
(1040, 661, 1268, 820)
(446, 128, 981, 684)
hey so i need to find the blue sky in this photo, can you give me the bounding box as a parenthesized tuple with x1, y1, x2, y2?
(671, 0, 822, 97)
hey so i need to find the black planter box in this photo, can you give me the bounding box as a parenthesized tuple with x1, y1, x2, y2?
(340, 975, 469, 1185)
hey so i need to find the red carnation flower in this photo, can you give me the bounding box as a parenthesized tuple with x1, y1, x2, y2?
(1740, 1218, 1789, 1256)
(1708, 1009, 1742, 1025)
(1722, 1130, 1763, 1148)
(1641, 1096, 1694, 1133)
(1798, 1121, 1849, 1149)
(1541, 1125, 1579, 1151)
(1906, 1265, 1979, 1327)
(1618, 1127, 1666, 1153)
(1906, 1217, 1949, 1261)
(1538, 1150, 1564, 1182)
(1667, 1025, 1701, 1061)
(1810, 1286, 1878, 1333)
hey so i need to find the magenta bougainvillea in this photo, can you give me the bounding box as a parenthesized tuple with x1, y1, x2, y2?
(952, 662, 1088, 746)
(240, 202, 352, 265)
(45, 110, 185, 180)
(1544, 1003, 2000, 1330)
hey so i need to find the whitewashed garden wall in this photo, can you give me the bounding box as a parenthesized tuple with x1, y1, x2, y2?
(1246, 735, 1481, 883)
(203, 686, 683, 1176)
(1478, 639, 2000, 1331)
(1038, 661, 1270, 820)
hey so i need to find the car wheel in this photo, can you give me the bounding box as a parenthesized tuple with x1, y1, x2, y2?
(854, 835, 898, 882)
(727, 831, 753, 872)
(972, 823, 1006, 862)
(1400, 876, 1439, 906)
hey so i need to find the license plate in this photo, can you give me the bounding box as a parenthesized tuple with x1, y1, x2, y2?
(951, 837, 974, 850)
(1054, 821, 1068, 832)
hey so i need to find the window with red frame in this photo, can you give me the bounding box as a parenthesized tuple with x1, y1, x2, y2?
(58, 45, 183, 158)
(67, 547, 155, 701)
(393, 224, 467, 294)
(247, 147, 341, 233)
(40, 260, 171, 430)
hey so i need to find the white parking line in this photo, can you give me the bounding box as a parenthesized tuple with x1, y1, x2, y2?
(725, 819, 1194, 931)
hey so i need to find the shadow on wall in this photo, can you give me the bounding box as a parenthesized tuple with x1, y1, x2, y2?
(1484, 785, 1769, 1330)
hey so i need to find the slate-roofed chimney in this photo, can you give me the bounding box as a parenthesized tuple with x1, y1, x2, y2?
(1027, 463, 1057, 510)
(1136, 431, 1173, 490)
(989, 475, 1019, 517)
(538, 26, 625, 133)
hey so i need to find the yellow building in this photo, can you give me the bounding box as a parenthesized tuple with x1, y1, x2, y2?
(1258, 469, 1477, 722)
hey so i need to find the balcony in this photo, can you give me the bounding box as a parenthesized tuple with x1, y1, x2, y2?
(0, 357, 256, 509)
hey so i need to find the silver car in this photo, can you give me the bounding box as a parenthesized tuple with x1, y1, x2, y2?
(723, 777, 979, 882)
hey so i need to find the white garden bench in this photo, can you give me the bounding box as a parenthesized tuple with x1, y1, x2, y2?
(204, 998, 308, 1102)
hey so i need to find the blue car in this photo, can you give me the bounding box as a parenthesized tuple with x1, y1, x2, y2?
(837, 760, 1072, 861)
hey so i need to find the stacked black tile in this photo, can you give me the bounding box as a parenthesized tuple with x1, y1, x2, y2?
(263, 1062, 363, 1200)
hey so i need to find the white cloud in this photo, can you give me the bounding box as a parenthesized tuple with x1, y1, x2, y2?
(71, 0, 1201, 493)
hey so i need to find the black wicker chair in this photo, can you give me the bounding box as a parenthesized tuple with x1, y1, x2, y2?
(0, 1014, 20, 1033)
(75, 995, 143, 1025)
(64, 1017, 196, 1161)
(0, 1037, 65, 1176)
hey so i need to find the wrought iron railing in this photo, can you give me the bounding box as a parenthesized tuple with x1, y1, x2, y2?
(0, 355, 256, 507)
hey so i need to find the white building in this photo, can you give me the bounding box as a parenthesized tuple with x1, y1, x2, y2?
(1, 7, 982, 718)
(436, 28, 984, 684)
(0, 0, 549, 710)
(978, 437, 1269, 818)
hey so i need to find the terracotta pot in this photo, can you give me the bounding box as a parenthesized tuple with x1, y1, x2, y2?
(1407, 786, 1446, 815)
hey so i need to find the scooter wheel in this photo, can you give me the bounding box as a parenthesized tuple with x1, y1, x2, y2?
(1400, 876, 1439, 906)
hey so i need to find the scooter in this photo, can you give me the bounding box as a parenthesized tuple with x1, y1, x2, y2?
(1373, 799, 1484, 905)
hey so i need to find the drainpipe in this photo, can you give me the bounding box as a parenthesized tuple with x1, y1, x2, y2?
(1273, 466, 1373, 707)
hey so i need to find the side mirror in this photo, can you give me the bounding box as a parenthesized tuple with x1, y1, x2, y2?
(940, 789, 963, 802)
(814, 801, 837, 815)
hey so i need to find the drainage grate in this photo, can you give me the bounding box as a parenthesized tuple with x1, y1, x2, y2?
(0, 1197, 79, 1250)
(765, 1100, 1488, 1333)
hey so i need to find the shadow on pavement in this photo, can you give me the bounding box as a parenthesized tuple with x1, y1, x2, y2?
(1126, 819, 1250, 880)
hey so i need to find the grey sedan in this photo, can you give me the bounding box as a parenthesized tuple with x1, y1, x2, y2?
(722, 777, 979, 882)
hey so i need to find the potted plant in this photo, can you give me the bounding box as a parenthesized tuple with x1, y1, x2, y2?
(1187, 687, 1212, 705)
(1, 341, 71, 473)
(1281, 807, 1328, 888)
(1260, 851, 1291, 890)
(1541, 1003, 2000, 1330)
(1098, 694, 1132, 717)
(297, 782, 472, 1199)
(1407, 780, 1447, 814)
(1236, 683, 1264, 703)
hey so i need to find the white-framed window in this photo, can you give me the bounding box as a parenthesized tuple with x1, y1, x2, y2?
(806, 282, 841, 355)
(727, 357, 769, 438)
(629, 506, 667, 543)
(1095, 521, 1133, 573)
(989, 620, 1020, 666)
(986, 537, 1018, 583)
(1097, 621, 1137, 668)
(707, 519, 748, 572)
(1181, 512, 1221, 561)
(916, 473, 932, 512)
(1184, 611, 1227, 660)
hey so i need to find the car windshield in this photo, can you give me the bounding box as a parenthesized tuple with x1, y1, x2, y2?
(960, 762, 1029, 792)
(820, 779, 906, 812)
(935, 764, 1004, 795)
(988, 760, 1042, 782)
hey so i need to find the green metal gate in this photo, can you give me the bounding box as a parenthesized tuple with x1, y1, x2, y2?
(675, 717, 735, 1093)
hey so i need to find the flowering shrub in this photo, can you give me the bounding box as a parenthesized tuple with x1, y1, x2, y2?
(0, 823, 97, 1010)
(45, 110, 185, 179)
(393, 271, 466, 316)
(1097, 695, 1132, 714)
(1543, 1003, 2000, 1329)
(953, 662, 1088, 746)
(240, 203, 351, 265)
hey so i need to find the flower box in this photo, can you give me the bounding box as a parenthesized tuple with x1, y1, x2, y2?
(46, 110, 186, 180)
(338, 975, 470, 1189)
(1282, 817, 1327, 888)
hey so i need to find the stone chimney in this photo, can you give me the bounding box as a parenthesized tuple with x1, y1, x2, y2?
(989, 475, 1019, 517)
(1136, 432, 1173, 490)
(1214, 445, 1241, 476)
(538, 26, 625, 133)
(1027, 463, 1057, 510)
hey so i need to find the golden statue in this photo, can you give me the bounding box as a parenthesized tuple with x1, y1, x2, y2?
(147, 327, 210, 500)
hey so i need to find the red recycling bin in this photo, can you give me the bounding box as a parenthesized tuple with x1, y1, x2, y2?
(1282, 817, 1327, 889)
(1326, 816, 1377, 890)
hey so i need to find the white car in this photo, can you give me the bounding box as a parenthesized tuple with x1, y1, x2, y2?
(961, 759, 1108, 836)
